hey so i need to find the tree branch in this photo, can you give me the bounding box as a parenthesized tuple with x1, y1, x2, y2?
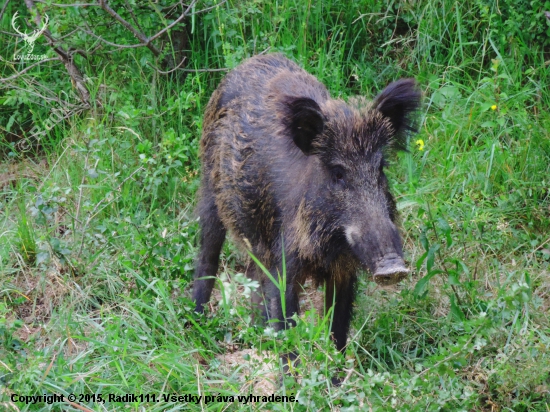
(97, 0, 202, 69)
(123, 0, 144, 33)
(147, 57, 188, 75)
(80, 27, 151, 49)
(188, 0, 228, 16)
(98, 0, 163, 57)
(23, 0, 91, 106)
(148, 0, 198, 43)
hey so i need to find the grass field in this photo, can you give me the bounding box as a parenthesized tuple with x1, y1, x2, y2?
(1, 0, 550, 410)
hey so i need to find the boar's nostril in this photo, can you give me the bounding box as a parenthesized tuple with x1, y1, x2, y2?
(373, 271, 408, 286)
(373, 259, 409, 286)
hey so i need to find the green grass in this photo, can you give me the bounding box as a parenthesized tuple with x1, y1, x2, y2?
(1, 0, 549, 410)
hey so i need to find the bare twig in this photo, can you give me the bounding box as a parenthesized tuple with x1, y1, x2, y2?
(98, 0, 200, 69)
(67, 48, 89, 59)
(55, 28, 81, 41)
(98, 0, 163, 56)
(190, 0, 228, 15)
(148, 58, 230, 73)
(0, 30, 20, 37)
(258, 46, 272, 55)
(161, 0, 227, 15)
(531, 235, 550, 255)
(148, 0, 198, 43)
(34, 1, 98, 6)
(123, 0, 144, 32)
(160, 2, 183, 13)
(79, 27, 149, 49)
(8, 85, 63, 105)
(147, 56, 187, 74)
(0, 57, 59, 82)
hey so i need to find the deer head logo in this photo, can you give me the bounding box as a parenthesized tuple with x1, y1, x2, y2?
(11, 11, 49, 54)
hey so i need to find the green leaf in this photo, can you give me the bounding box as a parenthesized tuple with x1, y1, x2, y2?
(416, 250, 428, 272)
(414, 269, 443, 297)
(36, 251, 49, 265)
(450, 294, 465, 321)
(480, 121, 496, 128)
(447, 270, 461, 286)
(426, 243, 440, 274)
(437, 218, 452, 247)
(420, 228, 429, 251)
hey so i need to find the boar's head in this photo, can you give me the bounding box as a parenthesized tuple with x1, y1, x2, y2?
(280, 79, 421, 285)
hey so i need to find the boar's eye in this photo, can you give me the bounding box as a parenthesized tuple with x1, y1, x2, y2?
(331, 166, 346, 185)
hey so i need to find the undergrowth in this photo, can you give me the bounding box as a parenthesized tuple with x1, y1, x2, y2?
(1, 0, 549, 410)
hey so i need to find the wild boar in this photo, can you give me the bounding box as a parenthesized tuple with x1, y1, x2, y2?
(192, 53, 420, 351)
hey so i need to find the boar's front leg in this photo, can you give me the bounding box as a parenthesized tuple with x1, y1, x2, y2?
(253, 252, 301, 331)
(192, 187, 226, 313)
(262, 255, 302, 377)
(247, 263, 272, 324)
(325, 275, 357, 352)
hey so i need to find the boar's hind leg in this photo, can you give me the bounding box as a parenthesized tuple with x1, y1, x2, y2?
(192, 192, 226, 313)
(325, 276, 357, 352)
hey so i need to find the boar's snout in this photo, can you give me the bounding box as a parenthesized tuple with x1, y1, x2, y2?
(346, 224, 409, 286)
(373, 255, 409, 286)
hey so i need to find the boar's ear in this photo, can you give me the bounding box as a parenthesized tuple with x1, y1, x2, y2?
(374, 79, 421, 150)
(281, 96, 325, 154)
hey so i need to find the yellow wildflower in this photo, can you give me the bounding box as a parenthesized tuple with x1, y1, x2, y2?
(415, 139, 425, 151)
(491, 105, 497, 111)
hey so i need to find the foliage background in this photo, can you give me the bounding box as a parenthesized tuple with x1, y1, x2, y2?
(0, 0, 549, 410)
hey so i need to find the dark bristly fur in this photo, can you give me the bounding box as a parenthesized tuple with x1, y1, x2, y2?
(192, 53, 421, 354)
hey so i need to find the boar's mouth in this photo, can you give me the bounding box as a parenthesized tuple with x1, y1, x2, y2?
(372, 256, 409, 286)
